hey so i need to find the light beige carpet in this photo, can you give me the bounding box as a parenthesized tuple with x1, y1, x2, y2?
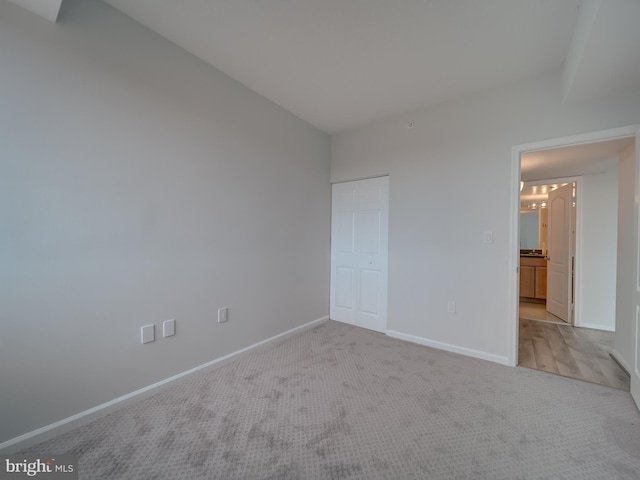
(21, 320, 640, 479)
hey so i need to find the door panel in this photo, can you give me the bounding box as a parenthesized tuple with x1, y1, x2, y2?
(547, 184, 572, 322)
(333, 213, 355, 252)
(358, 211, 381, 254)
(359, 269, 380, 315)
(335, 267, 355, 310)
(330, 177, 389, 333)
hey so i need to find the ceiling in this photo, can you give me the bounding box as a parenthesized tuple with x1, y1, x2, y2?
(520, 135, 634, 209)
(521, 136, 634, 182)
(9, 0, 640, 134)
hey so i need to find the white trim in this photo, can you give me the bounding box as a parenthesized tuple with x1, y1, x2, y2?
(636, 306, 640, 378)
(573, 176, 583, 327)
(610, 349, 632, 376)
(508, 144, 521, 367)
(578, 323, 615, 332)
(386, 329, 510, 366)
(0, 316, 329, 453)
(331, 173, 390, 185)
(634, 127, 640, 410)
(514, 126, 639, 155)
(509, 125, 640, 367)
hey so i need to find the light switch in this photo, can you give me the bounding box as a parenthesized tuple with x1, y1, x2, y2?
(163, 319, 176, 337)
(483, 230, 493, 244)
(218, 307, 228, 323)
(141, 324, 155, 344)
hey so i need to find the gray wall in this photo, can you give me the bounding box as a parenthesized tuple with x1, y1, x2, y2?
(0, 0, 330, 444)
(331, 70, 640, 363)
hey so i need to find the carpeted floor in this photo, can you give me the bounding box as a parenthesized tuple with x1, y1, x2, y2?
(20, 320, 640, 479)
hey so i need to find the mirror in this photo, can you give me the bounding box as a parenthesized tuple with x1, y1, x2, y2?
(520, 211, 539, 249)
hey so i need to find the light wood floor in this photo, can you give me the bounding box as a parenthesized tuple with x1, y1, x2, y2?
(518, 317, 630, 391)
(519, 301, 568, 325)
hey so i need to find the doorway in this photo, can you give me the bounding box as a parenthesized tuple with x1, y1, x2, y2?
(519, 179, 577, 326)
(509, 127, 638, 392)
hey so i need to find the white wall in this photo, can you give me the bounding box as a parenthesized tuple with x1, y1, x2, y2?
(579, 169, 618, 331)
(614, 142, 637, 371)
(331, 70, 640, 364)
(0, 0, 330, 445)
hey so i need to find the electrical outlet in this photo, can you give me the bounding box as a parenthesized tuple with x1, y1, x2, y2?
(447, 301, 456, 313)
(141, 324, 155, 344)
(218, 307, 228, 323)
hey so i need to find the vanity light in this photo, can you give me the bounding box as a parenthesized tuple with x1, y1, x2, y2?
(520, 181, 524, 191)
(541, 202, 546, 207)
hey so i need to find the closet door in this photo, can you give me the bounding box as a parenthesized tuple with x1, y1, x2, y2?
(330, 177, 388, 333)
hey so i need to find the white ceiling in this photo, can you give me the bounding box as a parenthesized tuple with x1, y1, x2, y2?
(101, 0, 581, 134)
(563, 0, 640, 104)
(520, 135, 634, 208)
(10, 0, 640, 134)
(8, 0, 62, 21)
(521, 136, 634, 182)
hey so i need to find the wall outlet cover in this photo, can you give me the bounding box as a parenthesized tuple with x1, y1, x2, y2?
(141, 324, 155, 344)
(163, 319, 176, 337)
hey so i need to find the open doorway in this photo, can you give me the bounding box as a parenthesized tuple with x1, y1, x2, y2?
(519, 179, 577, 326)
(510, 128, 636, 391)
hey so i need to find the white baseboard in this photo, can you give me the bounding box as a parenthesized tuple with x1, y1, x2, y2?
(576, 322, 615, 332)
(385, 329, 510, 366)
(610, 349, 632, 376)
(0, 315, 329, 453)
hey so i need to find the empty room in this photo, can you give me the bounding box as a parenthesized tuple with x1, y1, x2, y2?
(2, 0, 640, 478)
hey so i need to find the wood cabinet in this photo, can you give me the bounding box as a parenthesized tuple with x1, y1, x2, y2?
(534, 266, 547, 299)
(520, 266, 535, 298)
(520, 256, 547, 300)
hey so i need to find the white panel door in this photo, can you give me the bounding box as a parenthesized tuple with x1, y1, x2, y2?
(330, 177, 388, 333)
(547, 183, 572, 322)
(632, 128, 640, 410)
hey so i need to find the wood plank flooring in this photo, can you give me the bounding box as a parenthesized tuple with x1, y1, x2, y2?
(519, 301, 568, 325)
(518, 318, 630, 391)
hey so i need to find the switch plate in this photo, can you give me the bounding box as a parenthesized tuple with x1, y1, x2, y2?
(163, 319, 175, 337)
(447, 301, 456, 313)
(218, 307, 228, 323)
(141, 324, 155, 344)
(483, 230, 493, 244)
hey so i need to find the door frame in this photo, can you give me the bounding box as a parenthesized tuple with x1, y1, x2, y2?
(520, 176, 582, 324)
(508, 125, 639, 367)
